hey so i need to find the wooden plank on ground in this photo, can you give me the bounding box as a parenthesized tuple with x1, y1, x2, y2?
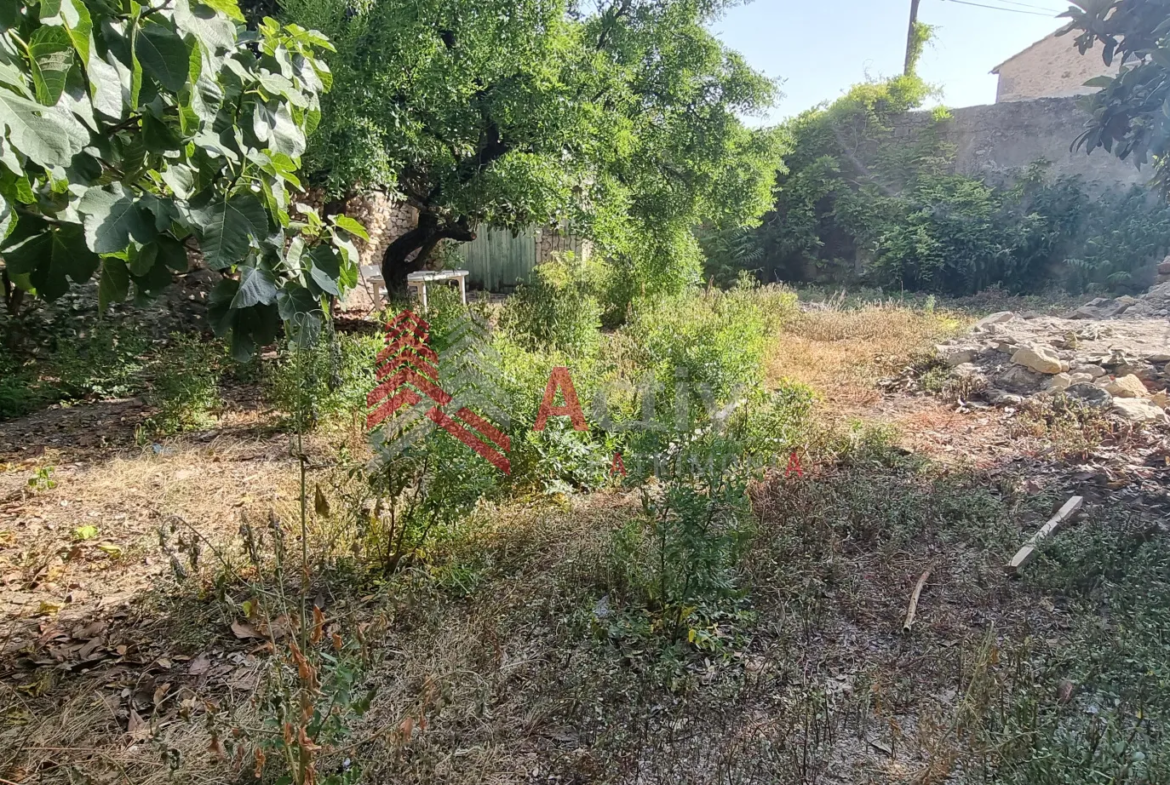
(1004, 496, 1084, 575)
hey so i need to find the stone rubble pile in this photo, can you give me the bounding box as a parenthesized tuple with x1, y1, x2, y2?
(935, 283, 1170, 425)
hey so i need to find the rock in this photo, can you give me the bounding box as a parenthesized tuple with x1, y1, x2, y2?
(1011, 345, 1068, 375)
(996, 340, 1019, 353)
(999, 365, 1045, 394)
(936, 345, 975, 367)
(984, 389, 1025, 406)
(1046, 373, 1073, 392)
(1069, 373, 1095, 384)
(1115, 362, 1156, 381)
(1069, 298, 1130, 320)
(1071, 364, 1106, 379)
(1144, 352, 1170, 364)
(1159, 257, 1170, 275)
(1112, 398, 1170, 424)
(974, 311, 1015, 330)
(1152, 390, 1170, 409)
(952, 362, 987, 380)
(1105, 374, 1149, 398)
(1065, 383, 1113, 409)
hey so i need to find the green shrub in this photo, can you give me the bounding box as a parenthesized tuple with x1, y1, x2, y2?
(0, 346, 51, 420)
(625, 278, 796, 416)
(265, 324, 381, 430)
(141, 334, 223, 437)
(0, 320, 152, 420)
(740, 59, 1170, 296)
(49, 322, 151, 400)
(499, 254, 603, 357)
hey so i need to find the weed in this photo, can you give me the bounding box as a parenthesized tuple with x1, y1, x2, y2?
(1011, 394, 1129, 460)
(141, 333, 223, 437)
(498, 253, 603, 357)
(265, 323, 381, 430)
(26, 466, 57, 493)
(50, 321, 151, 400)
(0, 321, 152, 420)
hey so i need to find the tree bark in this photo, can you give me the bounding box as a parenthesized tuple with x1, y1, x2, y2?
(2, 268, 23, 317)
(380, 212, 476, 292)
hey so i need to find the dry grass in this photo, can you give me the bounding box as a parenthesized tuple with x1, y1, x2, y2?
(767, 305, 967, 412)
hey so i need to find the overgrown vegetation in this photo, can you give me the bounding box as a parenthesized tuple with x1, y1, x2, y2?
(5, 4, 1170, 784)
(278, 0, 782, 308)
(719, 65, 1170, 296)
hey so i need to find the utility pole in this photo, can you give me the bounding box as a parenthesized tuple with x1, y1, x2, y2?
(904, 0, 922, 75)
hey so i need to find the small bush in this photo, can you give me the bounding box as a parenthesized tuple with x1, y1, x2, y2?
(499, 253, 603, 357)
(141, 334, 223, 436)
(625, 278, 796, 415)
(49, 321, 151, 400)
(265, 324, 381, 430)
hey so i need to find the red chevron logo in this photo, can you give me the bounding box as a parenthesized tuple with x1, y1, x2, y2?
(366, 310, 511, 474)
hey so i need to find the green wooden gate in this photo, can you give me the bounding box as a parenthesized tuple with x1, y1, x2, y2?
(457, 227, 537, 291)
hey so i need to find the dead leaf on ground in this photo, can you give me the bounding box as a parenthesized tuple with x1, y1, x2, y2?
(153, 682, 172, 707)
(127, 709, 147, 735)
(231, 621, 262, 640)
(188, 653, 212, 675)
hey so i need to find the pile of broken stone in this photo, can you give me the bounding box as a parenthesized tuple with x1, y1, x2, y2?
(935, 281, 1170, 425)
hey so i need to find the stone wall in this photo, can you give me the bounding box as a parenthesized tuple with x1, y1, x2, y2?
(535, 227, 592, 265)
(891, 97, 1146, 191)
(342, 191, 419, 270)
(993, 32, 1118, 103)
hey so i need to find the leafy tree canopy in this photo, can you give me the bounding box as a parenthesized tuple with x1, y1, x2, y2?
(1064, 0, 1170, 191)
(0, 0, 363, 359)
(280, 0, 782, 298)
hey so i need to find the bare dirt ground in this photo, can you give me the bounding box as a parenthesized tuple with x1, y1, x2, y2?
(1, 299, 1168, 784)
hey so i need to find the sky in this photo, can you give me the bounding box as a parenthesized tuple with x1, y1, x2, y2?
(712, 0, 1072, 124)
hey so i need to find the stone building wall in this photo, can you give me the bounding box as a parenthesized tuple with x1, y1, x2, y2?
(992, 31, 1118, 103)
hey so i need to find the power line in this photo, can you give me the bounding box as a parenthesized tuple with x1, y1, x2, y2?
(941, 0, 1059, 17)
(995, 0, 1068, 12)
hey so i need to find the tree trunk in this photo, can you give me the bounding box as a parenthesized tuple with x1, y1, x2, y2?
(380, 212, 476, 292)
(2, 268, 23, 317)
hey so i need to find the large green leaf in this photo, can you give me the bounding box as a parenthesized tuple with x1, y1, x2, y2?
(87, 53, 126, 119)
(307, 245, 340, 295)
(276, 280, 317, 320)
(127, 240, 158, 275)
(137, 22, 191, 93)
(208, 278, 279, 361)
(98, 257, 130, 311)
(28, 26, 74, 106)
(269, 102, 305, 158)
(78, 186, 158, 253)
(200, 0, 245, 23)
(174, 0, 236, 52)
(332, 215, 370, 241)
(3, 223, 100, 300)
(0, 0, 21, 28)
(190, 193, 268, 270)
(157, 235, 190, 271)
(231, 264, 277, 308)
(55, 0, 93, 67)
(0, 90, 88, 167)
(39, 0, 62, 20)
